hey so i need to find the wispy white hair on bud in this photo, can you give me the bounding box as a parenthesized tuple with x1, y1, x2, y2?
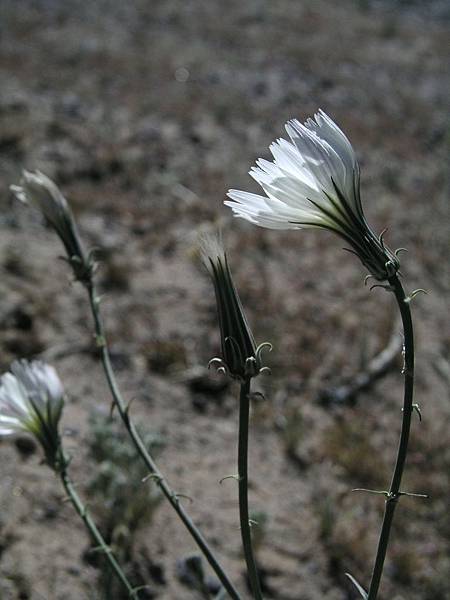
(198, 232, 225, 272)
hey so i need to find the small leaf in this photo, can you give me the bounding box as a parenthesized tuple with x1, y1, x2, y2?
(345, 573, 368, 599)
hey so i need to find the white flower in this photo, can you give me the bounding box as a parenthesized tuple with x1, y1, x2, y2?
(226, 110, 399, 281)
(11, 171, 92, 283)
(0, 360, 64, 465)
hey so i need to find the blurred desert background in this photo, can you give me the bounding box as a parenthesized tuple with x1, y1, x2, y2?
(0, 1, 449, 598)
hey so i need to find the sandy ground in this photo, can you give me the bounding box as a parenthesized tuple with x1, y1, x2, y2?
(0, 1, 449, 599)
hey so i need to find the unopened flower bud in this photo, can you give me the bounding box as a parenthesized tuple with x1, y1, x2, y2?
(11, 171, 93, 283)
(200, 234, 271, 381)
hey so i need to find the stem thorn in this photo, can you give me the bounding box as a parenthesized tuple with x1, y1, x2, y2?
(219, 474, 240, 484)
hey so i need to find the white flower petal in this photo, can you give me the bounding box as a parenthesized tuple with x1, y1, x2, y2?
(225, 193, 322, 231)
(0, 415, 26, 433)
(285, 120, 346, 196)
(29, 362, 64, 404)
(269, 139, 319, 189)
(225, 195, 296, 229)
(308, 110, 356, 172)
(0, 426, 20, 436)
(306, 110, 359, 204)
(0, 373, 29, 416)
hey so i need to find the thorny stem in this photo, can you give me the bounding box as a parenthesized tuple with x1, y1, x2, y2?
(85, 282, 241, 600)
(238, 379, 263, 600)
(59, 454, 138, 598)
(367, 274, 415, 599)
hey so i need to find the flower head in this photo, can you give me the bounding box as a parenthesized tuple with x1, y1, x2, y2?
(11, 171, 93, 283)
(226, 110, 399, 281)
(0, 360, 64, 468)
(200, 234, 271, 381)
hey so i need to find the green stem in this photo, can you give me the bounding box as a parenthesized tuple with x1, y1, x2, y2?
(85, 282, 241, 600)
(58, 455, 137, 598)
(367, 274, 415, 600)
(238, 379, 263, 600)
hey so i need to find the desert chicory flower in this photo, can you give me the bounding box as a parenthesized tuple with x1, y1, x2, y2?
(11, 171, 93, 283)
(226, 110, 399, 281)
(0, 360, 64, 468)
(200, 234, 271, 381)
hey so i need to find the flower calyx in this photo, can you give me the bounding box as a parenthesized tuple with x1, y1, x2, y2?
(208, 341, 272, 383)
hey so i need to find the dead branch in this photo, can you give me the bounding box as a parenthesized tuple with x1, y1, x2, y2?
(318, 328, 403, 407)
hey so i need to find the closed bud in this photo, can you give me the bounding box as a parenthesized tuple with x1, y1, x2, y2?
(200, 234, 271, 381)
(11, 171, 93, 284)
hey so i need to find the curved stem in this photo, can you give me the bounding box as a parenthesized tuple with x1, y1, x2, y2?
(238, 379, 263, 600)
(367, 274, 415, 599)
(59, 455, 137, 598)
(85, 282, 241, 600)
